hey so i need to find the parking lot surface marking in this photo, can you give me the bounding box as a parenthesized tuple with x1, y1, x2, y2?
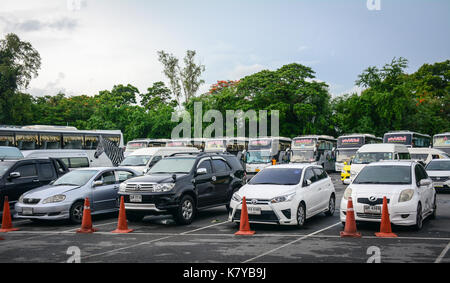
(435, 241, 450, 263)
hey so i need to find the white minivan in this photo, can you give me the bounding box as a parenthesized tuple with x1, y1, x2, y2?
(119, 147, 199, 174)
(344, 144, 410, 185)
(21, 149, 90, 169)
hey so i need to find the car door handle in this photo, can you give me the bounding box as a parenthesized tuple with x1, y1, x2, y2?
(33, 179, 40, 183)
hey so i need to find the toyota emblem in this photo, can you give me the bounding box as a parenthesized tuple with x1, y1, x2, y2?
(369, 196, 377, 202)
(251, 199, 257, 205)
(136, 184, 142, 191)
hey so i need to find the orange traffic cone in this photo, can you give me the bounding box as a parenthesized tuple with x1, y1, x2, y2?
(112, 196, 133, 234)
(375, 197, 397, 238)
(0, 197, 19, 232)
(235, 197, 255, 236)
(76, 198, 98, 234)
(340, 197, 361, 238)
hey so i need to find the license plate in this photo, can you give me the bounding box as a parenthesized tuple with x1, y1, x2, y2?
(246, 206, 261, 215)
(129, 195, 142, 203)
(364, 205, 381, 214)
(22, 207, 33, 216)
(434, 182, 444, 188)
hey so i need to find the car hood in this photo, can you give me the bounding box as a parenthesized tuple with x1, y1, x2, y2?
(126, 174, 187, 184)
(349, 184, 410, 199)
(350, 164, 367, 174)
(23, 185, 81, 199)
(426, 170, 450, 177)
(236, 184, 296, 200)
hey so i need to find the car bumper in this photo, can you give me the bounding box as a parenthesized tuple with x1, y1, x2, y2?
(14, 202, 72, 220)
(340, 199, 417, 226)
(119, 193, 179, 214)
(228, 199, 297, 225)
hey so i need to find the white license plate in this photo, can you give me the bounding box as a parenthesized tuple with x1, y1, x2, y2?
(246, 206, 261, 215)
(129, 195, 142, 203)
(22, 207, 33, 216)
(364, 205, 381, 214)
(434, 182, 444, 188)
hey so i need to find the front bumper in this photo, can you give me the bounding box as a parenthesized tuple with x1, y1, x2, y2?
(14, 201, 72, 220)
(119, 193, 179, 214)
(228, 199, 297, 225)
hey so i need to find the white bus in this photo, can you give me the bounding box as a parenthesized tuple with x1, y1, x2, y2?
(433, 132, 450, 155)
(124, 139, 169, 156)
(383, 131, 431, 148)
(289, 135, 337, 171)
(245, 137, 291, 179)
(0, 125, 124, 167)
(335, 134, 382, 172)
(204, 137, 249, 156)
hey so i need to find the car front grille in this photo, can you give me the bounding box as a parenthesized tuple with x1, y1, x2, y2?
(245, 199, 270, 205)
(357, 198, 390, 206)
(23, 198, 41, 205)
(233, 209, 279, 223)
(125, 183, 155, 192)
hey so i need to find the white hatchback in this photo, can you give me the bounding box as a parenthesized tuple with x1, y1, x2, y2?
(228, 164, 336, 227)
(340, 161, 436, 230)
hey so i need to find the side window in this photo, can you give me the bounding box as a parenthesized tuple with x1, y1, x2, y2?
(15, 164, 38, 178)
(313, 168, 327, 180)
(212, 159, 230, 173)
(414, 165, 426, 185)
(98, 171, 116, 185)
(116, 170, 135, 183)
(69, 157, 89, 168)
(39, 162, 56, 179)
(418, 164, 428, 179)
(197, 159, 213, 174)
(303, 169, 316, 186)
(399, 153, 411, 160)
(149, 156, 162, 168)
(432, 155, 440, 160)
(60, 158, 70, 168)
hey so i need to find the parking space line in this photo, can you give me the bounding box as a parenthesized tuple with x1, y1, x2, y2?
(435, 242, 450, 263)
(242, 222, 341, 263)
(179, 221, 230, 235)
(62, 221, 118, 233)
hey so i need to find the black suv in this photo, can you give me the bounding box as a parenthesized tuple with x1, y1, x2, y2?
(119, 152, 245, 224)
(0, 158, 69, 209)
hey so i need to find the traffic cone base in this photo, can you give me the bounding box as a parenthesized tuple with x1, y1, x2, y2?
(375, 196, 398, 238)
(1, 197, 19, 233)
(234, 197, 255, 236)
(375, 232, 397, 238)
(0, 227, 19, 233)
(340, 231, 362, 238)
(76, 227, 98, 234)
(76, 198, 96, 234)
(235, 228, 256, 236)
(111, 196, 134, 234)
(340, 197, 361, 238)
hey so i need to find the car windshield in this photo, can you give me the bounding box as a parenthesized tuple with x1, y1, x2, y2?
(426, 161, 450, 171)
(0, 163, 13, 177)
(53, 170, 98, 186)
(249, 168, 303, 185)
(0, 147, 24, 160)
(336, 149, 357, 163)
(291, 150, 315, 163)
(120, 155, 152, 166)
(353, 152, 393, 164)
(148, 157, 196, 174)
(246, 151, 272, 164)
(353, 165, 411, 184)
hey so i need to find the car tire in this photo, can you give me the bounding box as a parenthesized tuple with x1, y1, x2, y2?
(174, 195, 196, 225)
(430, 196, 437, 220)
(325, 195, 335, 216)
(126, 212, 144, 222)
(69, 201, 84, 224)
(413, 203, 423, 231)
(296, 202, 306, 228)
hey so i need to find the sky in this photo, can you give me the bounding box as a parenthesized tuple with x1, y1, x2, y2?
(0, 0, 449, 98)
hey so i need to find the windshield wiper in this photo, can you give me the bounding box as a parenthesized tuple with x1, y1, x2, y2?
(54, 183, 79, 186)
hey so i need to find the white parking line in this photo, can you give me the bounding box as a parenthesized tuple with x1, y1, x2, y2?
(242, 222, 341, 263)
(435, 242, 450, 263)
(179, 221, 230, 235)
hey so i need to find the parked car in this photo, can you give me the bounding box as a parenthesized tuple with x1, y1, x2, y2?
(425, 159, 450, 192)
(119, 147, 199, 174)
(14, 167, 141, 223)
(0, 146, 24, 161)
(118, 152, 245, 225)
(340, 161, 436, 230)
(228, 164, 336, 227)
(0, 158, 69, 209)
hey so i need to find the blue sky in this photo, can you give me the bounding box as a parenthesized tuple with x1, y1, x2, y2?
(1, 0, 449, 98)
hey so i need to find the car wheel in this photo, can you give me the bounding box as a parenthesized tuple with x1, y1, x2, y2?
(430, 196, 437, 220)
(325, 195, 335, 216)
(414, 203, 423, 231)
(174, 195, 196, 225)
(69, 201, 84, 224)
(296, 203, 306, 228)
(126, 212, 144, 222)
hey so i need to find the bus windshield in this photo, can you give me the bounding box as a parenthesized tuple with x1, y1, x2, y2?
(336, 149, 357, 163)
(246, 151, 272, 164)
(290, 150, 315, 163)
(248, 140, 272, 150)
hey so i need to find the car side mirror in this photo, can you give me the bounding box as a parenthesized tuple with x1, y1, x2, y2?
(9, 172, 21, 179)
(304, 179, 312, 186)
(93, 180, 103, 187)
(419, 179, 431, 187)
(196, 168, 207, 176)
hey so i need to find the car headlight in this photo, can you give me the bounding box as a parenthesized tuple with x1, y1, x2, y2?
(19, 194, 25, 204)
(153, 183, 175, 192)
(398, 189, 414, 203)
(343, 187, 352, 200)
(232, 193, 242, 202)
(119, 182, 127, 192)
(271, 193, 296, 204)
(42, 194, 66, 204)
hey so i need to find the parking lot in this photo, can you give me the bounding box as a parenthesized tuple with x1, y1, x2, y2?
(1, 173, 449, 263)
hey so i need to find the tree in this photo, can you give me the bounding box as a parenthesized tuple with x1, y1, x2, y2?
(140, 81, 175, 110)
(157, 50, 205, 106)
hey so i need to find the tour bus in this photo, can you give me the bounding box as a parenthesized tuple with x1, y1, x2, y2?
(433, 133, 450, 155)
(166, 138, 205, 151)
(204, 137, 248, 155)
(245, 137, 291, 179)
(124, 139, 169, 156)
(383, 131, 431, 148)
(289, 135, 337, 171)
(335, 133, 382, 173)
(0, 125, 124, 167)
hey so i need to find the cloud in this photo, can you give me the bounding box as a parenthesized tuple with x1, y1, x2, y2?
(227, 64, 266, 80)
(29, 72, 71, 97)
(0, 15, 78, 33)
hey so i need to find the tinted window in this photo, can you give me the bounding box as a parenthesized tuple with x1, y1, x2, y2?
(39, 163, 56, 179)
(198, 159, 212, 174)
(116, 170, 135, 182)
(99, 171, 116, 185)
(15, 164, 37, 177)
(354, 165, 411, 185)
(313, 168, 327, 180)
(149, 158, 196, 174)
(212, 159, 230, 173)
(249, 168, 303, 185)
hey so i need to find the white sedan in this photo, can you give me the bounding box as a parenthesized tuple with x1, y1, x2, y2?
(228, 164, 336, 227)
(340, 161, 436, 230)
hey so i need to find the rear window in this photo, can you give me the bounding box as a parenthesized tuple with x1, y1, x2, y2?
(249, 168, 303, 186)
(354, 165, 411, 185)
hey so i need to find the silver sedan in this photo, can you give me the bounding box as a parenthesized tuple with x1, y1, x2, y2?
(14, 167, 141, 223)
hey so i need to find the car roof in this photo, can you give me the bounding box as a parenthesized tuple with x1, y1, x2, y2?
(130, 147, 198, 156)
(366, 161, 416, 167)
(358, 143, 409, 152)
(265, 164, 319, 170)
